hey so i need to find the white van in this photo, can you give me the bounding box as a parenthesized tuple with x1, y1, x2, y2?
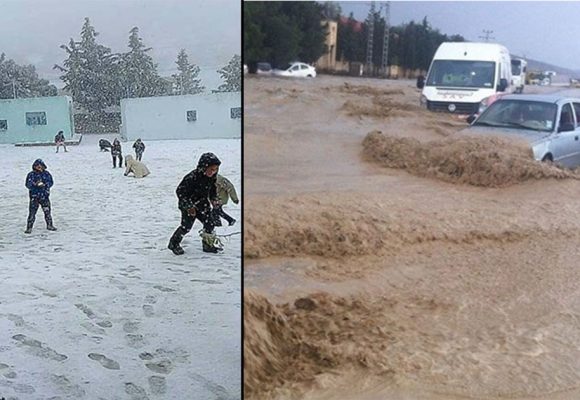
(419, 42, 514, 115)
(511, 58, 527, 93)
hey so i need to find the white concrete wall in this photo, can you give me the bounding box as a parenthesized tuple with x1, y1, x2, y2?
(120, 92, 241, 141)
(0, 96, 74, 144)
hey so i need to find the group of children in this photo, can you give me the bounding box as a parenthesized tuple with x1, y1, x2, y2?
(98, 137, 144, 169)
(27, 138, 239, 254)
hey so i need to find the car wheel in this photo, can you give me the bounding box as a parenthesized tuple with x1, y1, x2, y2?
(307, 75, 313, 78)
(542, 154, 553, 162)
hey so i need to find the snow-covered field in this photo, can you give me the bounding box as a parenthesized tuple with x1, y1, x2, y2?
(0, 135, 241, 400)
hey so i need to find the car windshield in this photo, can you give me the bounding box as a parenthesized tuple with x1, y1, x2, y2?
(257, 63, 271, 71)
(280, 64, 293, 71)
(426, 60, 496, 88)
(474, 100, 557, 132)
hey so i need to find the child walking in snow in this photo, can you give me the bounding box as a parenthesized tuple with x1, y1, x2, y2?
(168, 152, 223, 255)
(111, 138, 123, 168)
(25, 159, 56, 233)
(54, 130, 67, 153)
(133, 138, 145, 161)
(212, 174, 239, 226)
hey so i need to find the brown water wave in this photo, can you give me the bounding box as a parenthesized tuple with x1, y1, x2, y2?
(336, 83, 405, 97)
(244, 290, 337, 400)
(244, 268, 580, 399)
(363, 130, 578, 187)
(244, 195, 577, 260)
(244, 290, 403, 400)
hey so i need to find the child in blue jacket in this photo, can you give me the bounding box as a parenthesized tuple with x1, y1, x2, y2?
(25, 159, 56, 233)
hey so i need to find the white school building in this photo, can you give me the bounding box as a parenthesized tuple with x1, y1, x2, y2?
(0, 96, 74, 144)
(120, 92, 241, 141)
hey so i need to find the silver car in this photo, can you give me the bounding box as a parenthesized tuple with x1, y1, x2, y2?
(464, 94, 580, 168)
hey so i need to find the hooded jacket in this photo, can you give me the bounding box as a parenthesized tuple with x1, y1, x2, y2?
(216, 175, 239, 205)
(133, 140, 145, 153)
(124, 155, 150, 178)
(54, 132, 65, 144)
(176, 153, 221, 211)
(25, 159, 53, 199)
(111, 140, 122, 156)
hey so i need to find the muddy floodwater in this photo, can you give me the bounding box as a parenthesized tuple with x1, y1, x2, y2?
(244, 75, 580, 400)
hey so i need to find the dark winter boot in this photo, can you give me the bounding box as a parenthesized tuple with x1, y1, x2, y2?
(202, 242, 219, 253)
(47, 225, 57, 231)
(24, 227, 32, 234)
(168, 241, 185, 255)
(200, 230, 223, 253)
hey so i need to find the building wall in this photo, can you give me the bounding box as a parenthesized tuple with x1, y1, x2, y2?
(120, 92, 241, 141)
(0, 96, 74, 144)
(316, 20, 338, 70)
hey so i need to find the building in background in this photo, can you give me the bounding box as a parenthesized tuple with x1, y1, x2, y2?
(0, 96, 74, 145)
(120, 92, 241, 141)
(316, 20, 338, 70)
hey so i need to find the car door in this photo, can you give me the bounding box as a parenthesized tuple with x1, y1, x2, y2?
(552, 102, 580, 167)
(289, 64, 300, 76)
(570, 102, 580, 167)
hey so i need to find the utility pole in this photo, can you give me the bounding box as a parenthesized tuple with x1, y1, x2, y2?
(479, 30, 495, 42)
(381, 1, 391, 77)
(12, 79, 16, 99)
(366, 1, 376, 75)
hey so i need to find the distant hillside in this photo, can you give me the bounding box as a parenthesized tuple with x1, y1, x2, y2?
(512, 54, 580, 83)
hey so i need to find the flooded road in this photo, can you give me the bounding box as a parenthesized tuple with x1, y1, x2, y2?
(244, 75, 580, 399)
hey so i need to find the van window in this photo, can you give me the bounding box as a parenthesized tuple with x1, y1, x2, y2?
(426, 60, 495, 88)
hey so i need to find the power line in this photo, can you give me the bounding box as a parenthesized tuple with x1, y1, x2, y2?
(478, 30, 495, 42)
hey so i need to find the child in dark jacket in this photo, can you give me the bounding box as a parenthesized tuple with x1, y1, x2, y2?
(133, 138, 145, 161)
(99, 139, 112, 152)
(168, 152, 222, 255)
(25, 159, 56, 233)
(111, 138, 123, 168)
(54, 131, 67, 153)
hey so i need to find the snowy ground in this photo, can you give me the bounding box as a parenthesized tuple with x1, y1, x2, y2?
(0, 135, 241, 400)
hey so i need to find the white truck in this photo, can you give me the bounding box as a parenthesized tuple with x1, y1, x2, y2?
(419, 42, 514, 115)
(511, 58, 527, 93)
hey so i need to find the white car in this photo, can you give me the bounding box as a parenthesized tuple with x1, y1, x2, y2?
(272, 62, 316, 78)
(463, 95, 580, 168)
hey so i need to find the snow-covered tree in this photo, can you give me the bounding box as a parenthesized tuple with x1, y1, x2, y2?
(172, 49, 204, 95)
(216, 54, 241, 92)
(54, 18, 118, 114)
(0, 53, 57, 99)
(119, 27, 166, 98)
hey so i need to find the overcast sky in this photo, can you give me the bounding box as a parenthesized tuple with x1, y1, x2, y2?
(0, 0, 240, 89)
(340, 1, 580, 71)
